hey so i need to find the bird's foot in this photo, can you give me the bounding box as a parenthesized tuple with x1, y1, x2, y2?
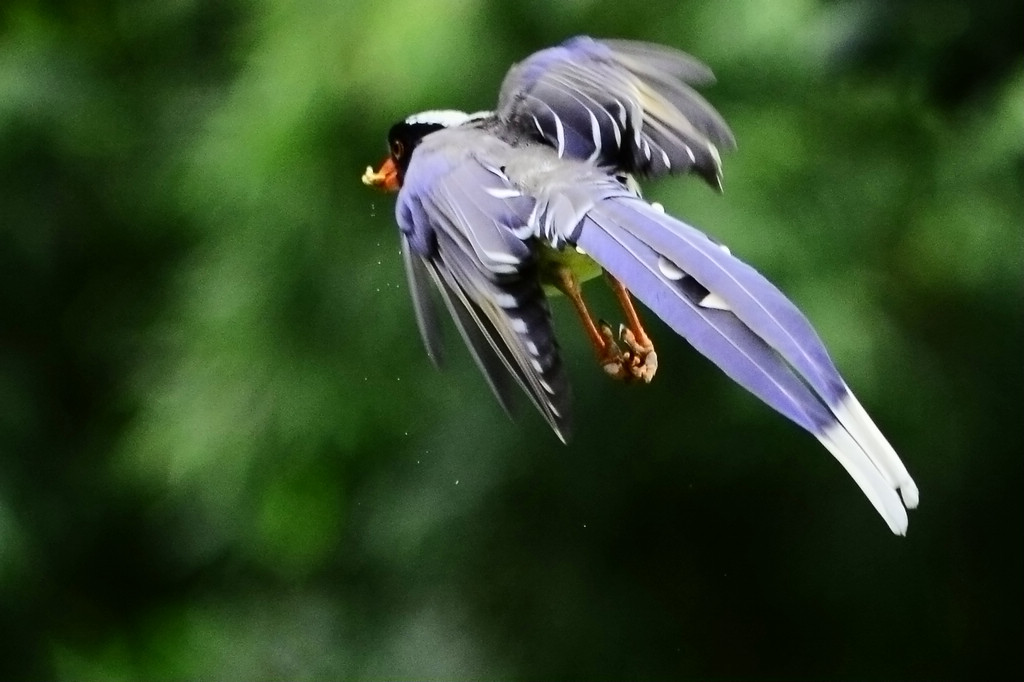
(599, 322, 658, 383)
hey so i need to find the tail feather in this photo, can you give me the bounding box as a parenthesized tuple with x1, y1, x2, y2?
(597, 198, 847, 406)
(575, 196, 918, 532)
(577, 215, 833, 434)
(816, 422, 909, 535)
(833, 391, 919, 509)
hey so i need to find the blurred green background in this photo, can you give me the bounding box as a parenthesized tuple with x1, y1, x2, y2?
(1, 0, 1021, 679)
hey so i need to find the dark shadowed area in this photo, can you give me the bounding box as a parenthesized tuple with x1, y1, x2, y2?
(1, 0, 1021, 679)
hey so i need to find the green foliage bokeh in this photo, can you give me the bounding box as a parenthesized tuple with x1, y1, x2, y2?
(1, 0, 1021, 679)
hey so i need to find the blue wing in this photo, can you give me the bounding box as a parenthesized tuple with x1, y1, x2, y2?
(395, 131, 572, 441)
(497, 36, 735, 187)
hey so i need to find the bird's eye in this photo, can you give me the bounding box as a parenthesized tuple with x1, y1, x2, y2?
(391, 140, 405, 158)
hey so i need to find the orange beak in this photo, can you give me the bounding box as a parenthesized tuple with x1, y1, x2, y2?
(361, 157, 400, 192)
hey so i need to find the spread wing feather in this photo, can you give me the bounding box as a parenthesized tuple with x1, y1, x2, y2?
(497, 36, 735, 186)
(395, 135, 572, 441)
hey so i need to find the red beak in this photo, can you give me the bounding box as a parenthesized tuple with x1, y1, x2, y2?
(361, 157, 400, 192)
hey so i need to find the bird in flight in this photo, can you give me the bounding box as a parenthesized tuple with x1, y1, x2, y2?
(362, 36, 918, 534)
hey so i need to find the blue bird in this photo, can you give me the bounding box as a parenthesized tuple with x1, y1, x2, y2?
(363, 36, 919, 534)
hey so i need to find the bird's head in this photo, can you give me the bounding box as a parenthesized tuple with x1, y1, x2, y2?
(361, 109, 489, 191)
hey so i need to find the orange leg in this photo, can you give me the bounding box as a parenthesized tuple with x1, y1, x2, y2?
(604, 271, 658, 383)
(553, 267, 657, 383)
(605, 271, 653, 350)
(553, 267, 607, 357)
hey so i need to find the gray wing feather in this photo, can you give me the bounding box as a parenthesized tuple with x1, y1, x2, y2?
(432, 230, 571, 441)
(419, 251, 518, 418)
(599, 39, 717, 84)
(497, 36, 735, 186)
(402, 234, 444, 367)
(395, 134, 572, 440)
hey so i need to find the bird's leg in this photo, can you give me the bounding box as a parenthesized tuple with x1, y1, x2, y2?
(604, 271, 658, 383)
(552, 267, 654, 383)
(553, 267, 621, 375)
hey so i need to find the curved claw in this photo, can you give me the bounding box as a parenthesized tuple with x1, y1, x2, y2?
(598, 322, 657, 383)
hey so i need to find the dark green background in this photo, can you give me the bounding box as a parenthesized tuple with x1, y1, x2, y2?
(2, 0, 1021, 679)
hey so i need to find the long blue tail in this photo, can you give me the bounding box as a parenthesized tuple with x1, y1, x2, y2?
(575, 196, 918, 533)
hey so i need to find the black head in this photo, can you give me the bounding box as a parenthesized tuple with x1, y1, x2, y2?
(390, 110, 488, 176)
(363, 109, 490, 191)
